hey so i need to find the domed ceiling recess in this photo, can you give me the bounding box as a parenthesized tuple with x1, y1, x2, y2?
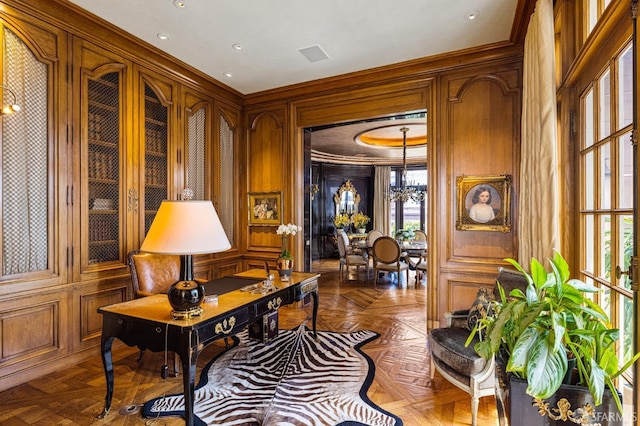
(309, 112, 427, 166)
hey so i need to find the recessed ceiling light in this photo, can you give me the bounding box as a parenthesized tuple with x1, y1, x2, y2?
(156, 33, 171, 41)
(465, 10, 480, 21)
(232, 43, 245, 51)
(173, 0, 187, 9)
(223, 72, 233, 78)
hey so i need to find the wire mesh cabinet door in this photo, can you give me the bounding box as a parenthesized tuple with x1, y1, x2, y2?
(76, 40, 131, 280)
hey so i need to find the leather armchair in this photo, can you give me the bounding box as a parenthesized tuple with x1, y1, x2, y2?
(427, 268, 528, 426)
(129, 250, 181, 297)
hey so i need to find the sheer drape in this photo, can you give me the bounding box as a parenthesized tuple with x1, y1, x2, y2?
(373, 166, 391, 236)
(218, 115, 235, 246)
(518, 0, 559, 266)
(2, 28, 48, 275)
(187, 108, 206, 200)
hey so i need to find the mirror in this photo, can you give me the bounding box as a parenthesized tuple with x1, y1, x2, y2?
(334, 180, 360, 216)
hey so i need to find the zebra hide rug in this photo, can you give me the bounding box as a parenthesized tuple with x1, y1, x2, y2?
(142, 325, 403, 426)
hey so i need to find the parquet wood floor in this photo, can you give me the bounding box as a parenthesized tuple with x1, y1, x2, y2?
(0, 260, 499, 425)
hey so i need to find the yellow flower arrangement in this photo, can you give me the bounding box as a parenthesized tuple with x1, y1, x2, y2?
(334, 213, 351, 229)
(351, 212, 370, 229)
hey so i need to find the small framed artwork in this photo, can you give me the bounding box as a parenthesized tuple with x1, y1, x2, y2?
(456, 175, 512, 232)
(248, 192, 282, 225)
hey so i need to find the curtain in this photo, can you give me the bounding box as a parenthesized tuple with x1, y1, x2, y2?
(218, 115, 235, 246)
(518, 0, 559, 267)
(373, 166, 391, 236)
(187, 107, 206, 200)
(2, 28, 48, 275)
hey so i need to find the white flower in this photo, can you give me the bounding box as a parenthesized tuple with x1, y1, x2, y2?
(276, 223, 302, 236)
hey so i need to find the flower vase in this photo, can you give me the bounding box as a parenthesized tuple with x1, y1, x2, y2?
(358, 228, 366, 234)
(276, 258, 293, 281)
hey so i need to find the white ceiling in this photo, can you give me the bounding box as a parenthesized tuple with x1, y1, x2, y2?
(68, 0, 519, 95)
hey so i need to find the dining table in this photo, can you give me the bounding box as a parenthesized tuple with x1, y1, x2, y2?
(355, 239, 427, 263)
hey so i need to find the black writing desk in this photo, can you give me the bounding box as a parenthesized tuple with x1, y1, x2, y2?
(97, 269, 319, 425)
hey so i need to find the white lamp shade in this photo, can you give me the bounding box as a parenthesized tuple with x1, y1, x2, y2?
(140, 200, 231, 254)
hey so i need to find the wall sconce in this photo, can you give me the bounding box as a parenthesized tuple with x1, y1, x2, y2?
(0, 85, 20, 116)
(310, 183, 319, 200)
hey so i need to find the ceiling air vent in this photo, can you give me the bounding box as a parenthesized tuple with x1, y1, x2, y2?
(298, 45, 330, 63)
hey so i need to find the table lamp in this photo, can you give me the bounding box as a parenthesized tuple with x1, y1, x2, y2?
(140, 200, 231, 319)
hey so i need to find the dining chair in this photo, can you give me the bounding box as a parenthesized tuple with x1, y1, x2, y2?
(406, 230, 427, 285)
(336, 231, 369, 281)
(371, 236, 409, 288)
(367, 229, 383, 246)
(414, 229, 427, 243)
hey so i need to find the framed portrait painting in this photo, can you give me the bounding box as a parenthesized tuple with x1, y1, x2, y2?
(456, 175, 511, 232)
(248, 192, 282, 225)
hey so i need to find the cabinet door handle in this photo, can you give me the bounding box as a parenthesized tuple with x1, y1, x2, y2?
(127, 188, 138, 213)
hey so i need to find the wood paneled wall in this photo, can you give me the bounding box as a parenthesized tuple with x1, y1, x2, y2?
(0, 0, 535, 392)
(244, 62, 523, 327)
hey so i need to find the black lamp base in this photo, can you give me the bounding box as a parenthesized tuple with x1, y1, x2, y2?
(166, 255, 205, 320)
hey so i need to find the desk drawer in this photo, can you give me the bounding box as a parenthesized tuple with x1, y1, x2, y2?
(253, 292, 291, 317)
(198, 307, 250, 343)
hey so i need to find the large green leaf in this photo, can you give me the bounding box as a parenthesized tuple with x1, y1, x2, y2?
(525, 333, 567, 399)
(550, 311, 566, 353)
(587, 357, 605, 406)
(506, 327, 539, 374)
(548, 260, 564, 299)
(551, 250, 570, 283)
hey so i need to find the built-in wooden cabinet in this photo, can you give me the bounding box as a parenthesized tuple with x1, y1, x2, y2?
(0, 2, 242, 392)
(75, 39, 132, 281)
(74, 46, 219, 282)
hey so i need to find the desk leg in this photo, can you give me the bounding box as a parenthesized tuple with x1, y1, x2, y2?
(311, 290, 319, 338)
(97, 335, 115, 419)
(179, 331, 199, 426)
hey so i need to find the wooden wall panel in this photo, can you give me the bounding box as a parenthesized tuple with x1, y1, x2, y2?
(450, 78, 516, 260)
(245, 107, 288, 257)
(2, 304, 57, 360)
(0, 290, 67, 365)
(295, 85, 430, 127)
(79, 286, 127, 343)
(444, 274, 497, 318)
(435, 64, 522, 324)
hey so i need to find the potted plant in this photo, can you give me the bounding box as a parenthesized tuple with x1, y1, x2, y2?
(334, 213, 351, 230)
(470, 251, 640, 425)
(275, 223, 301, 280)
(351, 212, 370, 233)
(396, 228, 415, 247)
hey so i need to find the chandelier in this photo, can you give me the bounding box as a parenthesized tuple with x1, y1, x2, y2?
(388, 127, 426, 203)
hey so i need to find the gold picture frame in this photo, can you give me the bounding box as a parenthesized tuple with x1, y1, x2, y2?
(456, 175, 511, 232)
(248, 192, 282, 225)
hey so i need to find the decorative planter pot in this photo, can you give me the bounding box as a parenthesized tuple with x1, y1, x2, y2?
(276, 258, 293, 279)
(502, 375, 623, 426)
(358, 228, 366, 234)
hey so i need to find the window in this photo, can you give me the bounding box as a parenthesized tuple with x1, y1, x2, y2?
(390, 167, 427, 234)
(579, 41, 634, 395)
(585, 0, 613, 38)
